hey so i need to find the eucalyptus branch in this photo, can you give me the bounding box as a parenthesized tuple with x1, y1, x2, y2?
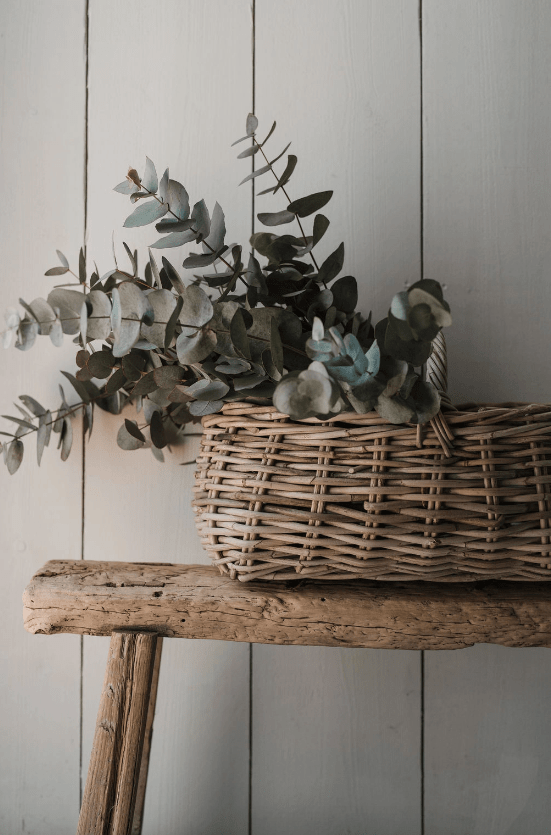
(252, 135, 321, 273)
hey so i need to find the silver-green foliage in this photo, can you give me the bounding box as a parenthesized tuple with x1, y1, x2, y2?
(0, 115, 451, 473)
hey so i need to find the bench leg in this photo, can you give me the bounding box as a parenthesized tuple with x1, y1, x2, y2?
(77, 630, 160, 835)
(130, 637, 163, 835)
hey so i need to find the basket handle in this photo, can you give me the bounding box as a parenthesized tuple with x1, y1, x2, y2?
(424, 330, 455, 456)
(426, 330, 448, 395)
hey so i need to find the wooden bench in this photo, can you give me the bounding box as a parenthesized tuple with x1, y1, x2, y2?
(23, 559, 551, 834)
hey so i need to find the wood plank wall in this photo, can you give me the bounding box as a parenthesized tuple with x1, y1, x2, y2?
(2, 2, 551, 833)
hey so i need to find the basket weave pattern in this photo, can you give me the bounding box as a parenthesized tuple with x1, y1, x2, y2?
(193, 400, 551, 582)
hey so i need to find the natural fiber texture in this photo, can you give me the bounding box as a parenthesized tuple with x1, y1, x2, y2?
(193, 399, 551, 582)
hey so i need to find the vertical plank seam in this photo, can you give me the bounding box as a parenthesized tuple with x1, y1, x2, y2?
(79, 0, 90, 810)
(419, 3, 425, 834)
(249, 3, 256, 833)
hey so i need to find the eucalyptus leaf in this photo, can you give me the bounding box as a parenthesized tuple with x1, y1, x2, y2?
(180, 284, 213, 328)
(45, 266, 69, 277)
(124, 200, 168, 228)
(37, 410, 52, 465)
(331, 275, 357, 314)
(318, 243, 345, 285)
(167, 180, 190, 221)
(313, 214, 330, 246)
(6, 438, 24, 474)
(239, 163, 271, 186)
(139, 289, 177, 349)
(153, 366, 184, 388)
(287, 191, 333, 218)
(49, 318, 64, 347)
(60, 371, 91, 404)
(176, 327, 216, 364)
(79, 248, 86, 284)
(86, 290, 112, 340)
(188, 399, 224, 416)
(60, 417, 73, 461)
(187, 379, 229, 401)
(149, 409, 167, 448)
(19, 395, 45, 417)
(246, 113, 258, 135)
(257, 210, 295, 227)
(229, 309, 251, 360)
(142, 157, 158, 193)
(161, 257, 185, 296)
(124, 418, 146, 444)
(47, 288, 86, 335)
(237, 144, 260, 159)
(117, 420, 145, 451)
(203, 202, 226, 252)
(15, 319, 39, 351)
(29, 298, 56, 335)
(151, 229, 196, 249)
(274, 154, 297, 193)
(190, 199, 210, 241)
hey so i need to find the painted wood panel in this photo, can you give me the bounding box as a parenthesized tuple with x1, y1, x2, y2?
(252, 3, 423, 832)
(83, 2, 253, 832)
(423, 2, 551, 832)
(0, 2, 86, 832)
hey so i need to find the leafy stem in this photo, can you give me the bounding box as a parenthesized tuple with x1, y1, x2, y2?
(252, 135, 321, 273)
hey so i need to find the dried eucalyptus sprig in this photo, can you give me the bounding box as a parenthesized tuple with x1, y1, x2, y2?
(0, 115, 451, 473)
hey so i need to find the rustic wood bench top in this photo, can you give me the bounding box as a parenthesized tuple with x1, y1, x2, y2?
(23, 559, 551, 650)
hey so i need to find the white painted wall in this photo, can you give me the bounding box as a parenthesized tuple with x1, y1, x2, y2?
(2, 2, 551, 833)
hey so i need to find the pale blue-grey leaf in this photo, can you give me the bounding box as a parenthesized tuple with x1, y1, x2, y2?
(113, 179, 139, 195)
(246, 113, 258, 135)
(117, 420, 144, 451)
(176, 327, 216, 364)
(188, 379, 229, 401)
(47, 288, 86, 334)
(112, 316, 141, 358)
(80, 299, 88, 343)
(19, 396, 44, 417)
(180, 284, 213, 328)
(6, 438, 24, 474)
(158, 168, 169, 202)
(191, 199, 210, 240)
(150, 229, 196, 249)
(37, 410, 52, 465)
(142, 157, 158, 193)
(239, 163, 270, 186)
(167, 180, 190, 220)
(15, 319, 39, 351)
(189, 399, 224, 416)
(49, 317, 63, 347)
(110, 287, 122, 336)
(29, 298, 56, 335)
(203, 202, 225, 252)
(55, 251, 69, 269)
(86, 290, 112, 340)
(124, 200, 168, 228)
(140, 289, 176, 349)
(237, 144, 260, 159)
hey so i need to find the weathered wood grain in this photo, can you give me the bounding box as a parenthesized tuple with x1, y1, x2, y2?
(23, 560, 551, 650)
(77, 631, 158, 835)
(130, 637, 163, 835)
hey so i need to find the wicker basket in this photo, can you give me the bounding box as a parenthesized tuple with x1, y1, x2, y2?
(193, 336, 551, 582)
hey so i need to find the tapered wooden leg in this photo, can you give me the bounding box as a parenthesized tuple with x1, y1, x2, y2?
(77, 630, 159, 835)
(131, 637, 163, 835)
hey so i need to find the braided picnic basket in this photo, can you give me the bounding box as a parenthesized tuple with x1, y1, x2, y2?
(193, 333, 551, 582)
